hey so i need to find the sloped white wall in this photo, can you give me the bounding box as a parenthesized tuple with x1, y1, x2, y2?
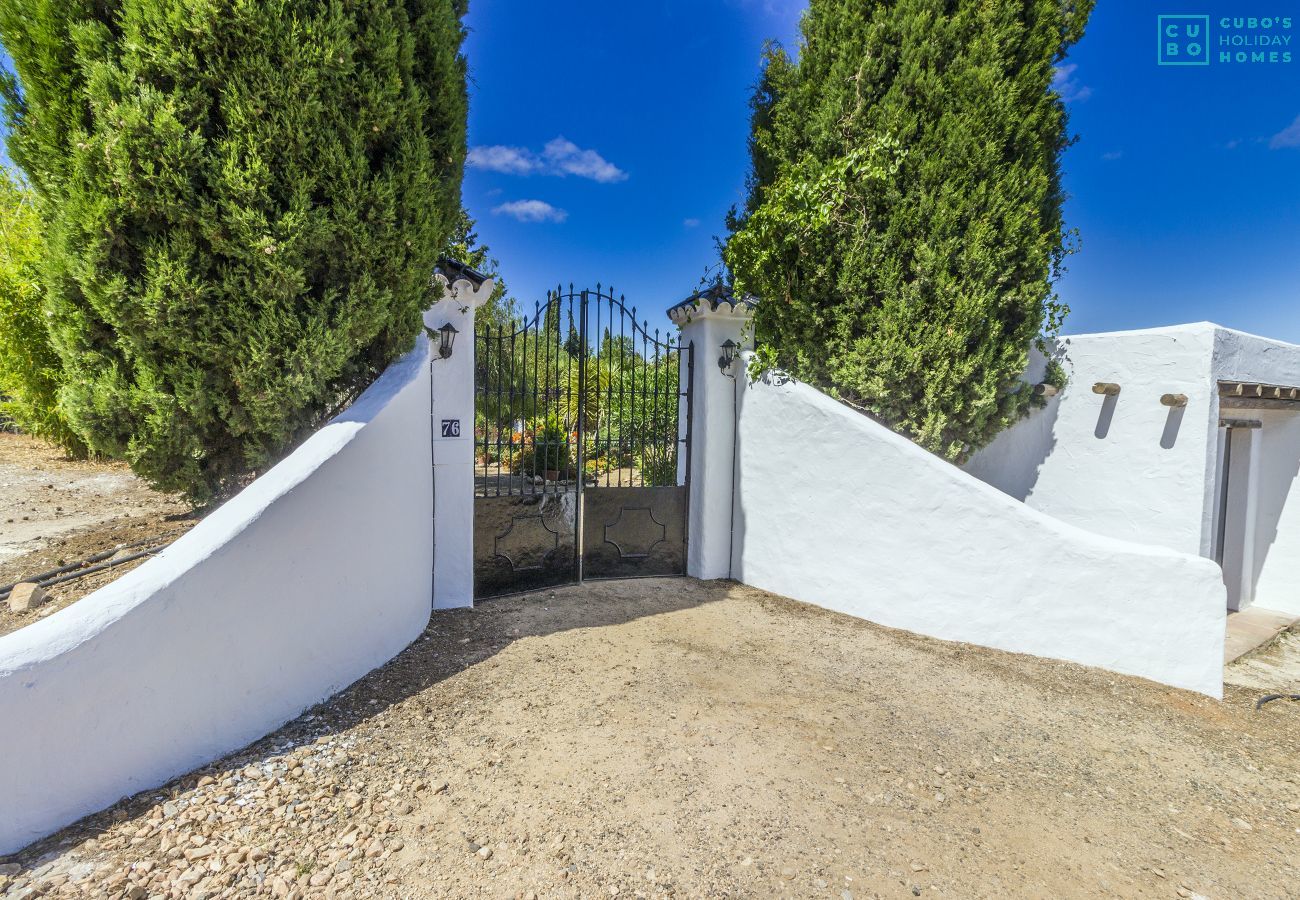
(0, 337, 434, 855)
(731, 372, 1226, 697)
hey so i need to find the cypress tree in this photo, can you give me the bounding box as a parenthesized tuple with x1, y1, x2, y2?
(0, 0, 468, 501)
(0, 169, 84, 452)
(725, 0, 1091, 460)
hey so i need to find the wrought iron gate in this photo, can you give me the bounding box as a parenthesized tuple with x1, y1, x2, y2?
(472, 285, 692, 598)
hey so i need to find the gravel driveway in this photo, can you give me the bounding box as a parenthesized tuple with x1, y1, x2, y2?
(1, 578, 1297, 899)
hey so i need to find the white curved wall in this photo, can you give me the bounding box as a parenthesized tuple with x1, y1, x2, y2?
(731, 373, 1226, 697)
(0, 337, 434, 854)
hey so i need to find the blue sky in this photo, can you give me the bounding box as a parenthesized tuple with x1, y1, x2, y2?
(463, 1, 1300, 339)
(1, 3, 1296, 339)
(459, 0, 805, 327)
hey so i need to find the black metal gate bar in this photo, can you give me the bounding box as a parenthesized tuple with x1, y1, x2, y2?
(575, 289, 588, 583)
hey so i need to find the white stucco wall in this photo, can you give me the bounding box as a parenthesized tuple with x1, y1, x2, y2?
(1211, 326, 1300, 388)
(1211, 327, 1300, 615)
(965, 323, 1300, 614)
(1244, 408, 1300, 614)
(732, 372, 1226, 697)
(964, 323, 1218, 556)
(0, 336, 435, 855)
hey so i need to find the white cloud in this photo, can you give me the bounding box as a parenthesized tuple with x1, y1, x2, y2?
(492, 199, 568, 223)
(467, 145, 541, 175)
(468, 137, 627, 183)
(542, 137, 628, 183)
(683, 217, 701, 228)
(1269, 114, 1300, 149)
(1101, 150, 1123, 161)
(1051, 64, 1092, 103)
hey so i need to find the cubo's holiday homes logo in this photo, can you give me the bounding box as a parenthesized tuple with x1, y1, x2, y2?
(1158, 14, 1293, 66)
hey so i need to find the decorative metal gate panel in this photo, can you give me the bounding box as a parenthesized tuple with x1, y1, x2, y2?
(473, 285, 692, 598)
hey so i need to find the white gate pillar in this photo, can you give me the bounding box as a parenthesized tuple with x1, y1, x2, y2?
(668, 285, 756, 580)
(427, 264, 495, 610)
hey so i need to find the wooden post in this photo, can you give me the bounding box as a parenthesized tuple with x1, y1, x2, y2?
(1092, 382, 1121, 396)
(1160, 393, 1188, 408)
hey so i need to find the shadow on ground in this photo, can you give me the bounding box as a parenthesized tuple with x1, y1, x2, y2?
(7, 576, 722, 856)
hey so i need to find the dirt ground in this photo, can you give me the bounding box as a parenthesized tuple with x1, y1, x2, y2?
(3, 578, 1297, 899)
(1226, 626, 1300, 693)
(0, 432, 194, 637)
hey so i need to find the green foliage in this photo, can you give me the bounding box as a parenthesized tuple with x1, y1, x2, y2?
(1043, 357, 1069, 391)
(745, 344, 781, 384)
(0, 171, 83, 452)
(0, 0, 469, 501)
(582, 328, 679, 477)
(476, 311, 681, 485)
(725, 0, 1092, 460)
(639, 445, 677, 487)
(531, 414, 573, 476)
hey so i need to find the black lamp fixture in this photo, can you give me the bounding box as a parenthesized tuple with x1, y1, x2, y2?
(718, 339, 738, 375)
(437, 322, 459, 359)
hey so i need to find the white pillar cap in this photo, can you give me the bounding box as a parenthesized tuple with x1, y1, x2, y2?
(666, 283, 758, 326)
(431, 258, 496, 311)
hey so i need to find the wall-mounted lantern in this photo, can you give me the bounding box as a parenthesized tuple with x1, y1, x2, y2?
(1160, 393, 1188, 408)
(437, 322, 459, 359)
(1092, 382, 1121, 396)
(718, 339, 738, 374)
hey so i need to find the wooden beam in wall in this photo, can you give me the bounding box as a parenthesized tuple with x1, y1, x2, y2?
(1219, 396, 1300, 410)
(1218, 380, 1300, 401)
